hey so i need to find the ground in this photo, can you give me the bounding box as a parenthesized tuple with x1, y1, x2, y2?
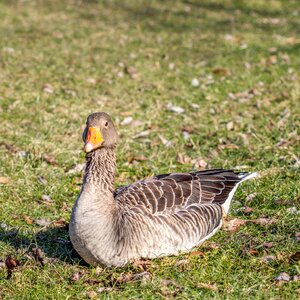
(0, 0, 299, 299)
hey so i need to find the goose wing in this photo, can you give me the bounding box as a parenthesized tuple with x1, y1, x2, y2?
(115, 169, 245, 214)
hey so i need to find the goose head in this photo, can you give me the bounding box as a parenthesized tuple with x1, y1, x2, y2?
(83, 112, 118, 153)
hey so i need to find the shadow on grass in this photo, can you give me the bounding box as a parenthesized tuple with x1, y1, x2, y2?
(0, 225, 87, 266)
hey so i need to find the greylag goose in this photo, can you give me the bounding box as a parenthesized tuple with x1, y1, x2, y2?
(69, 112, 257, 267)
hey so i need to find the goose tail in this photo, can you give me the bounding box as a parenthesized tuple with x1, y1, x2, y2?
(222, 172, 258, 215)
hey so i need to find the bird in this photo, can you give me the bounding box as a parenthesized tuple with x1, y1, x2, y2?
(69, 112, 257, 267)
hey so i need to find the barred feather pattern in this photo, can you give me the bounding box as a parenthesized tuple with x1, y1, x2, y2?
(70, 147, 254, 267)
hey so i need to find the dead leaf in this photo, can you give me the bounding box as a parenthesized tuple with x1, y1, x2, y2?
(192, 158, 208, 169)
(35, 218, 51, 227)
(121, 116, 133, 126)
(269, 55, 277, 64)
(86, 291, 97, 299)
(275, 272, 290, 282)
(5, 256, 20, 279)
(133, 130, 150, 139)
(0, 176, 9, 184)
(260, 255, 276, 263)
(127, 155, 148, 163)
(132, 271, 151, 282)
(95, 266, 103, 275)
(190, 250, 205, 257)
(43, 83, 53, 94)
(116, 272, 133, 283)
(223, 218, 246, 232)
(32, 247, 45, 266)
(262, 242, 273, 249)
(212, 68, 230, 76)
(53, 218, 66, 228)
(86, 78, 96, 84)
(125, 66, 139, 79)
(41, 195, 52, 202)
(248, 249, 259, 256)
(176, 153, 191, 164)
(71, 272, 81, 282)
(191, 78, 200, 87)
(175, 259, 189, 266)
(37, 176, 47, 185)
(133, 259, 151, 271)
(274, 199, 292, 205)
(295, 232, 300, 242)
(226, 121, 234, 131)
(182, 131, 190, 140)
(97, 287, 113, 293)
(158, 135, 172, 147)
(290, 252, 300, 262)
(242, 206, 254, 214)
(67, 163, 85, 174)
(42, 153, 57, 166)
(249, 217, 277, 226)
(23, 215, 34, 225)
(0, 142, 18, 154)
(197, 282, 218, 291)
(166, 103, 185, 114)
(246, 192, 257, 202)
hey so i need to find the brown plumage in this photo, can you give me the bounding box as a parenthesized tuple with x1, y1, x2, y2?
(69, 112, 257, 266)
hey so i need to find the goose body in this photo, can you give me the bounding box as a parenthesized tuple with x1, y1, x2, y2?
(69, 112, 257, 267)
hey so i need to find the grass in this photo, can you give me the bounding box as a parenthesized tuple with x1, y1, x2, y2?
(0, 0, 299, 298)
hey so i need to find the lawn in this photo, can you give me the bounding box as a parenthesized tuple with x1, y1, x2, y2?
(0, 0, 299, 299)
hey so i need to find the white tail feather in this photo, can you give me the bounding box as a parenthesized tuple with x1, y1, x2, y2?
(222, 172, 258, 214)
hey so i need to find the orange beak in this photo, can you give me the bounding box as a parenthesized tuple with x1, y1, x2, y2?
(84, 127, 103, 152)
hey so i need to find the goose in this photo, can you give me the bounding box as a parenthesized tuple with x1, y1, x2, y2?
(69, 112, 257, 267)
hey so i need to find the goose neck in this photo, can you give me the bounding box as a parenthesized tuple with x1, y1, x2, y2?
(84, 147, 116, 192)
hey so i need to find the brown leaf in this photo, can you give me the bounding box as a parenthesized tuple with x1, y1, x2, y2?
(5, 256, 20, 270)
(86, 291, 97, 299)
(23, 215, 34, 225)
(248, 249, 259, 256)
(260, 255, 276, 263)
(133, 259, 151, 271)
(132, 271, 151, 282)
(95, 266, 103, 275)
(71, 272, 81, 282)
(290, 252, 300, 262)
(127, 155, 148, 163)
(175, 259, 189, 266)
(42, 153, 57, 166)
(223, 218, 246, 232)
(53, 218, 66, 228)
(197, 282, 218, 291)
(0, 176, 9, 184)
(43, 83, 53, 94)
(125, 66, 139, 79)
(176, 153, 191, 164)
(262, 242, 274, 249)
(181, 125, 195, 134)
(32, 247, 46, 266)
(242, 206, 254, 214)
(116, 272, 133, 283)
(212, 68, 230, 76)
(246, 192, 257, 202)
(192, 158, 208, 169)
(5, 256, 20, 279)
(190, 250, 205, 257)
(275, 272, 290, 282)
(0, 142, 18, 154)
(249, 217, 277, 226)
(35, 218, 51, 227)
(37, 176, 47, 185)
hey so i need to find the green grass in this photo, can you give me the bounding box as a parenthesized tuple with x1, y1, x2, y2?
(0, 0, 299, 298)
